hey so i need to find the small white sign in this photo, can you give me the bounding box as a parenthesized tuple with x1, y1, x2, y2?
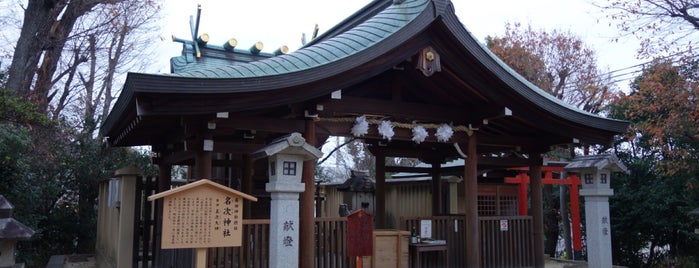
(500, 219, 509, 231)
(420, 219, 432, 239)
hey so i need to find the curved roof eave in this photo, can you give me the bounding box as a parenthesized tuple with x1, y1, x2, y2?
(102, 0, 629, 140)
(102, 0, 430, 134)
(161, 0, 431, 81)
(102, 0, 434, 136)
(439, 9, 629, 134)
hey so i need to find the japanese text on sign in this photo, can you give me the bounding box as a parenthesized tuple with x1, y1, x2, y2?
(162, 194, 242, 249)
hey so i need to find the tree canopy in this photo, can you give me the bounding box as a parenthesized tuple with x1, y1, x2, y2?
(486, 23, 616, 114)
(598, 0, 699, 58)
(609, 59, 699, 266)
(1, 0, 161, 264)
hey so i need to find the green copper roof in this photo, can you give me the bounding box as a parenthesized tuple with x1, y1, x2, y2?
(172, 0, 428, 78)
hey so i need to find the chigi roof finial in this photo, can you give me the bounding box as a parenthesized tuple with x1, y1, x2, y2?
(171, 4, 206, 58)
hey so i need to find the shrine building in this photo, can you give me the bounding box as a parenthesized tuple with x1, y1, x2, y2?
(98, 0, 629, 267)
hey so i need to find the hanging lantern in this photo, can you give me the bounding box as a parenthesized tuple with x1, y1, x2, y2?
(411, 125, 428, 144)
(351, 116, 369, 137)
(378, 120, 395, 141)
(435, 123, 453, 142)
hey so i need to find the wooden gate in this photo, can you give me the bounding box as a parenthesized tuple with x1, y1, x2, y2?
(134, 175, 159, 267)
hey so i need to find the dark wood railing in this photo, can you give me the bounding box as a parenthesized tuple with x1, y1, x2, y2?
(207, 219, 270, 268)
(315, 217, 355, 268)
(479, 216, 534, 268)
(205, 218, 357, 268)
(403, 216, 465, 267)
(149, 215, 531, 267)
(402, 215, 533, 268)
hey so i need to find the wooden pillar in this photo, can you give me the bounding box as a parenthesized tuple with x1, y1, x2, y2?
(375, 153, 386, 229)
(195, 151, 212, 179)
(194, 124, 213, 180)
(529, 153, 545, 267)
(158, 163, 172, 192)
(242, 154, 253, 218)
(431, 160, 442, 215)
(464, 135, 480, 267)
(446, 176, 462, 214)
(300, 120, 316, 268)
(154, 164, 171, 263)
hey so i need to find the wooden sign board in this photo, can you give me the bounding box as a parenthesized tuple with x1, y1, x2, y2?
(347, 209, 373, 257)
(148, 179, 257, 249)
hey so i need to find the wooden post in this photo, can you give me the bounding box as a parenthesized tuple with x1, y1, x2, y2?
(195, 248, 206, 268)
(154, 164, 172, 264)
(300, 120, 316, 268)
(195, 126, 213, 180)
(446, 176, 462, 214)
(195, 151, 212, 179)
(242, 154, 253, 218)
(464, 135, 479, 267)
(431, 160, 442, 215)
(529, 154, 545, 267)
(158, 163, 172, 192)
(375, 153, 386, 229)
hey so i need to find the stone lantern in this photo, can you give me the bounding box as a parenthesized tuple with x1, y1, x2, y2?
(689, 208, 699, 234)
(252, 132, 322, 268)
(0, 195, 34, 267)
(565, 154, 627, 267)
(337, 169, 376, 216)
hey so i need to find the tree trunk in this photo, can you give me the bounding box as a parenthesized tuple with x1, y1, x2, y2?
(6, 0, 57, 95)
(7, 0, 122, 112)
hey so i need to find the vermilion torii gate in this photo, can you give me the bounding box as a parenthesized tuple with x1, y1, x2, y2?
(506, 166, 584, 259)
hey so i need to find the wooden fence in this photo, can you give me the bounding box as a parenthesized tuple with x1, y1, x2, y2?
(158, 218, 357, 268)
(202, 216, 531, 268)
(123, 177, 531, 267)
(402, 216, 533, 268)
(479, 216, 534, 268)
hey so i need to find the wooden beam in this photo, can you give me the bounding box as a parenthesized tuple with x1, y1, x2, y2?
(214, 115, 305, 133)
(318, 96, 502, 124)
(316, 120, 472, 144)
(383, 156, 531, 174)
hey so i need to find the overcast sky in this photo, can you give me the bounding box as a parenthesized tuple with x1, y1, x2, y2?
(157, 0, 642, 89)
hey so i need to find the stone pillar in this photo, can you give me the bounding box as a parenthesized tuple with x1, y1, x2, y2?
(253, 132, 322, 268)
(582, 193, 613, 267)
(267, 182, 305, 268)
(565, 154, 627, 268)
(115, 167, 140, 268)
